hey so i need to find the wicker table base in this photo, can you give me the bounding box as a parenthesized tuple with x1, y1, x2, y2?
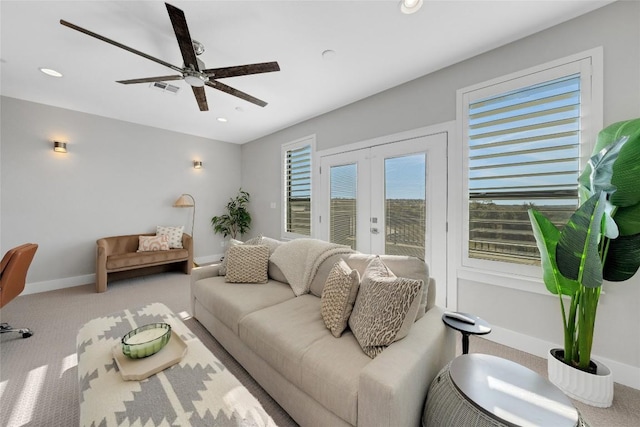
(424, 355, 589, 427)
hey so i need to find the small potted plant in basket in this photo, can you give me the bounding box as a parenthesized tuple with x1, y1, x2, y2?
(528, 118, 640, 407)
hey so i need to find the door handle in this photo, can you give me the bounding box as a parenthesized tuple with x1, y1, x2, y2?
(370, 228, 379, 234)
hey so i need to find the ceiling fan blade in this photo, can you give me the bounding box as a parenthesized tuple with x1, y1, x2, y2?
(165, 3, 199, 71)
(192, 86, 209, 111)
(202, 62, 280, 79)
(117, 75, 183, 84)
(60, 20, 183, 73)
(205, 81, 268, 107)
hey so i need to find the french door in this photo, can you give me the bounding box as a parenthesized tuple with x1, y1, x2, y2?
(318, 132, 447, 301)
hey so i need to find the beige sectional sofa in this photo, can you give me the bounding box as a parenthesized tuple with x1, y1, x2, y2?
(190, 239, 456, 427)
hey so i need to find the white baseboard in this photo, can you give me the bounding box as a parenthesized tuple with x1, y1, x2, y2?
(195, 253, 223, 265)
(488, 325, 640, 390)
(22, 253, 225, 295)
(23, 274, 95, 295)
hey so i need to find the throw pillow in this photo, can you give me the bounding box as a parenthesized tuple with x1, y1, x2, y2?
(348, 256, 423, 358)
(321, 259, 361, 337)
(137, 235, 169, 252)
(218, 235, 263, 276)
(225, 245, 270, 284)
(156, 225, 184, 249)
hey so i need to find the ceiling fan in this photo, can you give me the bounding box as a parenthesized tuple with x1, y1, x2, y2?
(60, 2, 280, 111)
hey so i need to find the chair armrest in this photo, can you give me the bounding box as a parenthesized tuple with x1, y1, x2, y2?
(182, 233, 194, 273)
(95, 239, 111, 293)
(358, 306, 456, 427)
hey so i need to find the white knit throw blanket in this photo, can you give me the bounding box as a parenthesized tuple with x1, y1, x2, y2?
(270, 239, 354, 296)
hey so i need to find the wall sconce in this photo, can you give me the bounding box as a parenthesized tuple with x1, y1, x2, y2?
(53, 141, 67, 153)
(193, 160, 203, 169)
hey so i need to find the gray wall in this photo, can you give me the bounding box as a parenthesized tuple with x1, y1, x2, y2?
(241, 0, 640, 384)
(1, 96, 242, 288)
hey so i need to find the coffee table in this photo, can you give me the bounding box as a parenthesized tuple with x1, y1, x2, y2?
(424, 353, 586, 427)
(77, 302, 276, 427)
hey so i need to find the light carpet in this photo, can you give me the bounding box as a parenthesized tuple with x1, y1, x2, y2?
(1, 272, 638, 426)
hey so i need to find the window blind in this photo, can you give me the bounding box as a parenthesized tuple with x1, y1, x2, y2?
(468, 74, 581, 264)
(286, 144, 312, 235)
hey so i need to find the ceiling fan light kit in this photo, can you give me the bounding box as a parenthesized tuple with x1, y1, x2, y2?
(60, 2, 280, 112)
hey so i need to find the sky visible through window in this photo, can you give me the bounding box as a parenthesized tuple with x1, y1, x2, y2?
(330, 154, 426, 200)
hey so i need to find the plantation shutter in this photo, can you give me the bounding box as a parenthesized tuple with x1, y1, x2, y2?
(329, 163, 358, 249)
(286, 144, 312, 235)
(468, 74, 581, 264)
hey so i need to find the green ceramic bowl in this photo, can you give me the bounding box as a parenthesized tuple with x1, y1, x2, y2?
(121, 323, 171, 359)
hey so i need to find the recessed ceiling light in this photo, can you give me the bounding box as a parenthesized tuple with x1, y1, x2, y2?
(400, 0, 423, 14)
(39, 68, 63, 77)
(217, 117, 228, 123)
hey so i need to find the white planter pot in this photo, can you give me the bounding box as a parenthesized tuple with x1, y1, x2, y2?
(547, 348, 613, 408)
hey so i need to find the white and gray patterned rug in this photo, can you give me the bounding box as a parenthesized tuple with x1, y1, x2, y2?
(77, 302, 276, 427)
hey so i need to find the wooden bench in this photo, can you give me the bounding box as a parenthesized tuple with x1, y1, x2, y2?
(95, 233, 192, 293)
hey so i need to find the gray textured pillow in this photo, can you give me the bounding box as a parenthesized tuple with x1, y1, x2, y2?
(219, 235, 263, 276)
(224, 245, 270, 284)
(320, 259, 361, 338)
(348, 257, 423, 358)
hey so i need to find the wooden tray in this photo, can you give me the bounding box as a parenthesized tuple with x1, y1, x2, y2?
(112, 330, 188, 381)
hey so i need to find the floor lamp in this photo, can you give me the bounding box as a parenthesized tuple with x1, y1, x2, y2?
(173, 193, 198, 266)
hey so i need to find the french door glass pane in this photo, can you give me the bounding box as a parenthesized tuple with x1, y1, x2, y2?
(385, 154, 426, 259)
(330, 163, 357, 249)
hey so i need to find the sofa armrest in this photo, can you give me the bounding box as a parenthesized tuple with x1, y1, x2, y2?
(190, 264, 221, 314)
(358, 306, 456, 427)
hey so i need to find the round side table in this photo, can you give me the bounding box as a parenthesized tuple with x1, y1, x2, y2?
(424, 354, 586, 427)
(441, 312, 491, 354)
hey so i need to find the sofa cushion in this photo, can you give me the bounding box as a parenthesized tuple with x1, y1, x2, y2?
(192, 276, 294, 334)
(238, 296, 328, 388)
(348, 257, 423, 358)
(309, 253, 347, 297)
(343, 253, 431, 319)
(219, 236, 263, 276)
(225, 245, 269, 284)
(320, 259, 360, 337)
(300, 331, 371, 425)
(137, 234, 170, 252)
(106, 249, 188, 270)
(156, 225, 184, 249)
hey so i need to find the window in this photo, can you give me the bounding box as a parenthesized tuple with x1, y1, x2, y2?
(459, 50, 601, 275)
(282, 136, 314, 238)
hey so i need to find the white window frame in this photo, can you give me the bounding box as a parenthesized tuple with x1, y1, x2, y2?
(456, 48, 603, 280)
(281, 135, 316, 240)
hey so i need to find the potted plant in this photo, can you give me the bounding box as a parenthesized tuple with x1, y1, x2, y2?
(528, 118, 640, 407)
(211, 189, 252, 239)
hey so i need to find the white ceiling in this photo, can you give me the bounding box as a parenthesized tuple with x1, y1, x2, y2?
(0, 0, 613, 144)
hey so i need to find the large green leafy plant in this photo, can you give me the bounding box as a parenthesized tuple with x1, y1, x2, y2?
(211, 189, 252, 239)
(528, 118, 640, 371)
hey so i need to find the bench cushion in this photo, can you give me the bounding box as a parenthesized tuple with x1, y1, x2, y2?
(106, 249, 188, 270)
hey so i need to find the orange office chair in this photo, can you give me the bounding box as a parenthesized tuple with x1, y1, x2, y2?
(0, 243, 38, 338)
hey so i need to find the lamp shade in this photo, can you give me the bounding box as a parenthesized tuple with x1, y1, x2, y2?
(173, 194, 195, 208)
